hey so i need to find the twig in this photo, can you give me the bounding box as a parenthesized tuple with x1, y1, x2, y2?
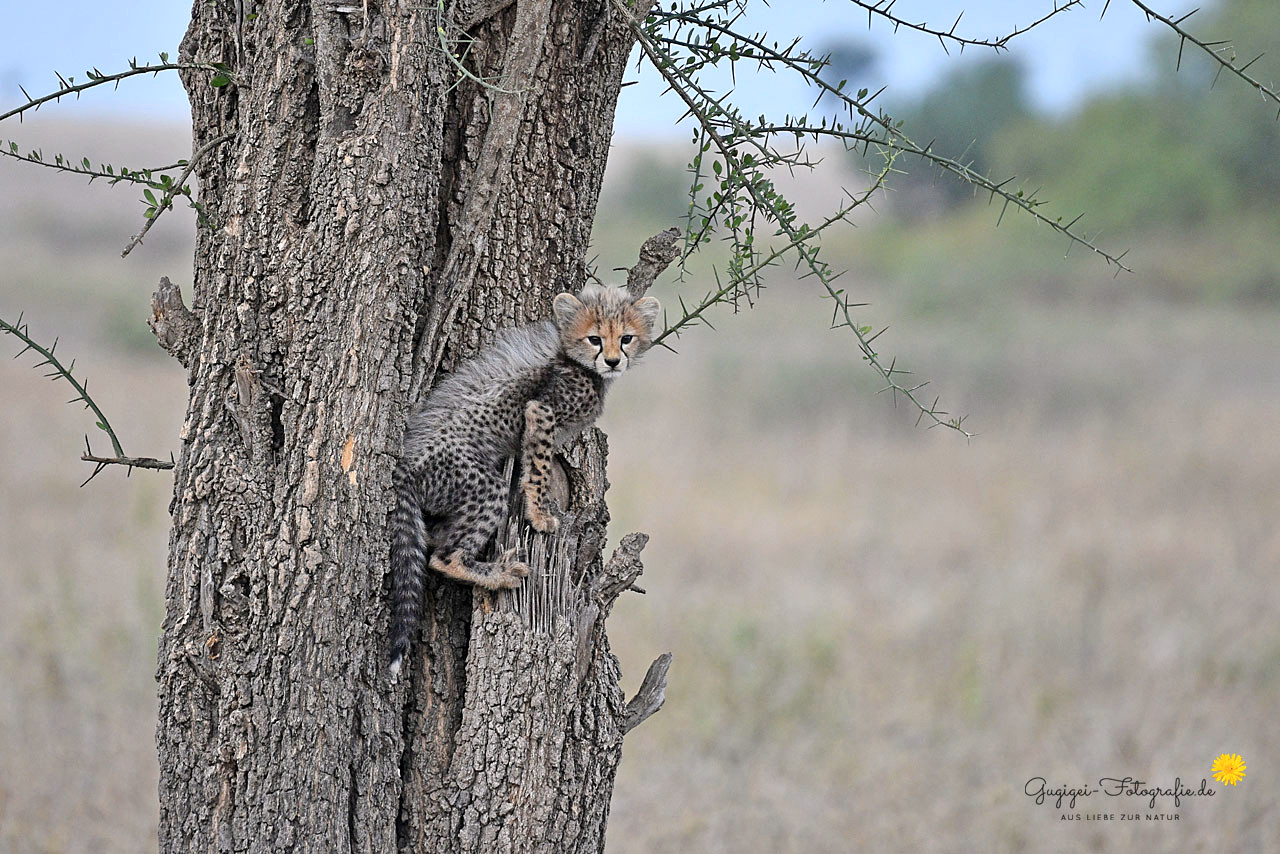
(121, 132, 234, 257)
(437, 0, 525, 94)
(0, 140, 191, 188)
(654, 168, 891, 348)
(81, 451, 175, 470)
(847, 0, 1085, 53)
(0, 57, 223, 125)
(81, 437, 175, 486)
(1, 312, 176, 482)
(1127, 0, 1280, 114)
(656, 1, 1084, 58)
(1, 312, 124, 456)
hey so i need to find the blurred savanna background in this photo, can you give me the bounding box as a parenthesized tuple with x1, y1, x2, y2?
(2, 0, 1279, 851)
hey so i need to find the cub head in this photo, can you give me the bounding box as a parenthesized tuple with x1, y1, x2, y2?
(552, 284, 661, 379)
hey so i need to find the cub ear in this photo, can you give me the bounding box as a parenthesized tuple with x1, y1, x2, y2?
(552, 292, 584, 329)
(631, 296, 662, 330)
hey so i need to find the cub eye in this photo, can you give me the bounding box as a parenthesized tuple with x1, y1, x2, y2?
(587, 336, 602, 346)
(620, 335, 634, 345)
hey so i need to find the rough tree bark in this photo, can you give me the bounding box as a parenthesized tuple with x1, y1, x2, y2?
(154, 0, 673, 850)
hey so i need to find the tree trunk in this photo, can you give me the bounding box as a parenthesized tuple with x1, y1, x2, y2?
(155, 0, 668, 850)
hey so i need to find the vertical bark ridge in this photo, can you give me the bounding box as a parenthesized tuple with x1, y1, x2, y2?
(437, 0, 638, 366)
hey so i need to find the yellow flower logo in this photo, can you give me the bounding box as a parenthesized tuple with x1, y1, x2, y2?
(1212, 753, 1247, 786)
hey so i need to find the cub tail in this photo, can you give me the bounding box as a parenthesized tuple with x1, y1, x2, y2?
(389, 461, 429, 677)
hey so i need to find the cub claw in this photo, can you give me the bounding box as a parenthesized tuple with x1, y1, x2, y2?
(525, 498, 562, 533)
(527, 509, 559, 533)
(497, 552, 530, 589)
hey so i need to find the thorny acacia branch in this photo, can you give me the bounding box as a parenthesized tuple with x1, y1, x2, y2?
(849, 0, 1086, 54)
(0, 313, 174, 482)
(2, 56, 236, 248)
(0, 56, 228, 125)
(656, 1, 1086, 65)
(0, 140, 191, 188)
(81, 439, 177, 484)
(616, 0, 1272, 434)
(650, 8, 1131, 271)
(2, 140, 209, 247)
(121, 132, 234, 257)
(663, 114, 972, 435)
(1123, 0, 1280, 115)
(627, 2, 1110, 434)
(435, 0, 524, 94)
(654, 160, 895, 349)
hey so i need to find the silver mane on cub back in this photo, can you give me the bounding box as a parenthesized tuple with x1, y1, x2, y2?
(388, 284, 661, 675)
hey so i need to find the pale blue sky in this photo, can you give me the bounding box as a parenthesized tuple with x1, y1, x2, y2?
(0, 1, 1179, 138)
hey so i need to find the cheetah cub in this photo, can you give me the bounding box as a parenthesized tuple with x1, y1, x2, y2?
(388, 284, 661, 674)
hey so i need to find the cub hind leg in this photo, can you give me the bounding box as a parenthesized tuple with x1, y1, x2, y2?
(427, 459, 528, 590)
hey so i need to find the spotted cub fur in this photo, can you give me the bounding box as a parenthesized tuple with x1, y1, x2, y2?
(388, 284, 661, 674)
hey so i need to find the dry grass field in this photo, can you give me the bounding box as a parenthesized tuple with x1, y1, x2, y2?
(2, 120, 1278, 852)
(603, 291, 1280, 853)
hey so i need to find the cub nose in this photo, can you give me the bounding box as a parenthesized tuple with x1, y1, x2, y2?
(604, 356, 621, 368)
